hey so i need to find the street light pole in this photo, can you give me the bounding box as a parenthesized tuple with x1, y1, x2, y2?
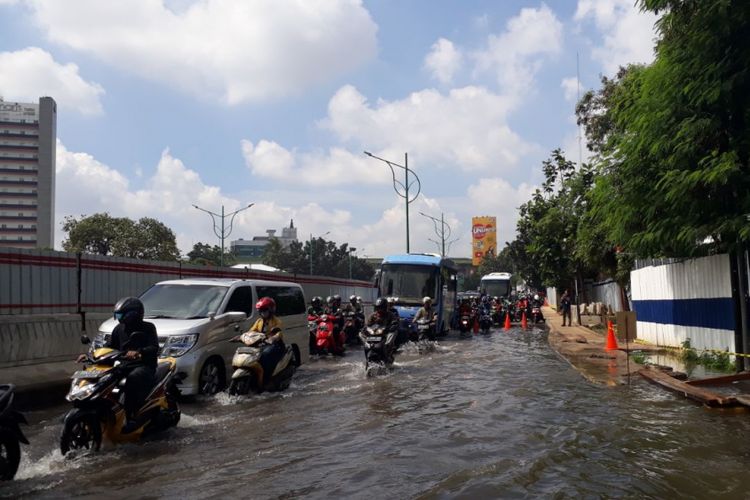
(309, 231, 330, 275)
(419, 211, 458, 258)
(364, 151, 421, 253)
(193, 203, 254, 267)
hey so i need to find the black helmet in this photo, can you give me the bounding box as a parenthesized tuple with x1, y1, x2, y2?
(333, 294, 342, 306)
(349, 295, 358, 304)
(114, 297, 144, 324)
(311, 296, 322, 308)
(326, 295, 335, 306)
(375, 297, 388, 311)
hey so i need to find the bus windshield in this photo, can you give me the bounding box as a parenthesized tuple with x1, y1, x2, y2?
(481, 280, 510, 297)
(379, 264, 437, 304)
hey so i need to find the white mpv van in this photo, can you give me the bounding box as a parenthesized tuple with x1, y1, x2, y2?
(96, 278, 309, 396)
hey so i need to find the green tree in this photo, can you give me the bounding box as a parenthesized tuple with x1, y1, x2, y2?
(263, 237, 374, 280)
(187, 242, 235, 266)
(583, 0, 750, 258)
(62, 213, 180, 261)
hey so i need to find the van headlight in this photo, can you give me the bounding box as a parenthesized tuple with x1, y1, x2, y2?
(161, 333, 199, 357)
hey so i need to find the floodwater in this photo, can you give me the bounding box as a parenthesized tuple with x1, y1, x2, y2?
(5, 327, 750, 499)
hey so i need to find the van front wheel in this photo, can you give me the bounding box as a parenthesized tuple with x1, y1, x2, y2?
(198, 358, 224, 395)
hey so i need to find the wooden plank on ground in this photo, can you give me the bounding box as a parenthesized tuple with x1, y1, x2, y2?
(686, 372, 750, 386)
(639, 368, 738, 407)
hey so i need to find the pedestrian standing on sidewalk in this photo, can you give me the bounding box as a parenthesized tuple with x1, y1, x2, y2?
(560, 289, 572, 326)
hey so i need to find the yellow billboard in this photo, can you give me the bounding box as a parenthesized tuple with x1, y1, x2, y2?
(472, 216, 497, 266)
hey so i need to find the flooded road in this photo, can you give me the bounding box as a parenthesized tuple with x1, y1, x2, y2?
(5, 327, 750, 498)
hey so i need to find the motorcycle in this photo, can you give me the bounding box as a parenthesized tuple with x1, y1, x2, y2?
(342, 310, 363, 346)
(359, 326, 396, 377)
(415, 318, 436, 341)
(0, 384, 28, 481)
(60, 333, 181, 455)
(458, 312, 472, 338)
(531, 304, 544, 324)
(479, 311, 492, 335)
(312, 313, 345, 356)
(227, 330, 299, 396)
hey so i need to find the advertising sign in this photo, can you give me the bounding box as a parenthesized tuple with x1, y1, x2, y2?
(471, 216, 497, 266)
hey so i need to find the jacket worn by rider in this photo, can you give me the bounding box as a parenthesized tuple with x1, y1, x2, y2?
(250, 316, 284, 342)
(106, 321, 159, 368)
(413, 307, 435, 322)
(367, 311, 398, 332)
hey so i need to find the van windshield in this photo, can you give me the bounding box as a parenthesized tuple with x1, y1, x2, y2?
(140, 284, 228, 319)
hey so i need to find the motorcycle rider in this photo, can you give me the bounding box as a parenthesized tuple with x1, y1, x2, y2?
(323, 295, 345, 351)
(413, 296, 437, 323)
(77, 297, 159, 434)
(247, 297, 284, 384)
(307, 296, 325, 316)
(367, 297, 399, 333)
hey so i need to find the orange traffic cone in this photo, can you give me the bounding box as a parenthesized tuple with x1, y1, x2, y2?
(605, 320, 619, 351)
(521, 311, 528, 329)
(503, 312, 511, 331)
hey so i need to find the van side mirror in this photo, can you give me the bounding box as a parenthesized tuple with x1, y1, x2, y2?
(80, 335, 91, 345)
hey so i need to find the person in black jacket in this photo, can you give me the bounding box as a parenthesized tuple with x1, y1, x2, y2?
(107, 296, 159, 433)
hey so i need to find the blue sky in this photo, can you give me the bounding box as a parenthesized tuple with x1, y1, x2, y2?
(0, 0, 657, 258)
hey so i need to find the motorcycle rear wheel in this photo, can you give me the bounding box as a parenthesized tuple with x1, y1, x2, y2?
(0, 429, 21, 481)
(60, 413, 102, 455)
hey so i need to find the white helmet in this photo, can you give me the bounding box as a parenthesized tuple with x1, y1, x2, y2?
(534, 294, 539, 301)
(423, 296, 432, 305)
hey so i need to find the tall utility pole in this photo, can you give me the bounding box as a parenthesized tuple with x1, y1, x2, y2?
(364, 151, 421, 253)
(419, 211, 458, 257)
(348, 247, 357, 279)
(193, 203, 254, 267)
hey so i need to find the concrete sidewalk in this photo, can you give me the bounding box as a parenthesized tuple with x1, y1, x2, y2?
(544, 306, 655, 386)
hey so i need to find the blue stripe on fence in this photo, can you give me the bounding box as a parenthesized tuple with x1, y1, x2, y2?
(632, 298, 735, 331)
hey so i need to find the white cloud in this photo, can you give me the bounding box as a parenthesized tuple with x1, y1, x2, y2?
(27, 0, 377, 104)
(561, 76, 580, 102)
(575, 0, 657, 75)
(472, 3, 563, 96)
(424, 38, 462, 84)
(241, 139, 389, 187)
(0, 47, 104, 115)
(322, 84, 532, 173)
(55, 140, 363, 255)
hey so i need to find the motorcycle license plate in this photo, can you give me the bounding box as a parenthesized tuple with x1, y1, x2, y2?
(237, 346, 260, 354)
(72, 369, 106, 379)
(366, 336, 382, 342)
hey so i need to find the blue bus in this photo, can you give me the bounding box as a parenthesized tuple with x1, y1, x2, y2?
(377, 253, 458, 342)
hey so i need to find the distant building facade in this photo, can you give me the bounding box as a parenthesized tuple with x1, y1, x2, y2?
(0, 97, 56, 249)
(231, 219, 298, 262)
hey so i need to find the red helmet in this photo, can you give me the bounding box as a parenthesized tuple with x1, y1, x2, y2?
(255, 297, 276, 314)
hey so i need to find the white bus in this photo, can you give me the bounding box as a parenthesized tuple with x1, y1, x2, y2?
(480, 272, 512, 298)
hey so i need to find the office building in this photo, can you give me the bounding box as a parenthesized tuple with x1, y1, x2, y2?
(231, 219, 298, 262)
(0, 96, 56, 249)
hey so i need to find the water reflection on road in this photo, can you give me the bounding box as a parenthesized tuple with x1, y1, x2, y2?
(5, 327, 750, 498)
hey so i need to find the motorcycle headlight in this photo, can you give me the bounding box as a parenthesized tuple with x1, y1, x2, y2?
(68, 381, 96, 401)
(161, 333, 199, 357)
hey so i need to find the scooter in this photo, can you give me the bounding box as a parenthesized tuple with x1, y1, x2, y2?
(342, 310, 362, 346)
(479, 311, 492, 335)
(531, 305, 544, 324)
(227, 330, 299, 396)
(415, 318, 437, 342)
(313, 313, 345, 356)
(359, 326, 396, 377)
(458, 313, 472, 338)
(0, 384, 28, 481)
(60, 333, 181, 455)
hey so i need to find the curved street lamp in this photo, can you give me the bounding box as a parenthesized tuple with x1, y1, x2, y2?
(193, 203, 254, 267)
(364, 151, 421, 253)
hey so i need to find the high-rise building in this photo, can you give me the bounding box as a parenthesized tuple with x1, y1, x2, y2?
(0, 97, 56, 249)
